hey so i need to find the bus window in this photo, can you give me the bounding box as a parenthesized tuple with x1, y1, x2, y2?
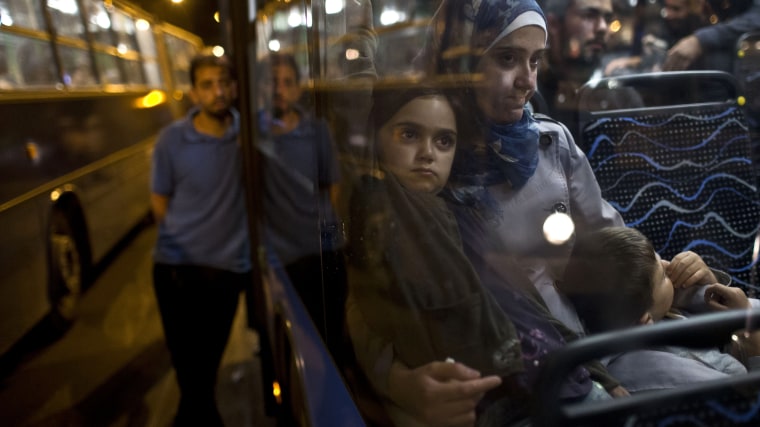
(58, 44, 97, 87)
(16, 37, 58, 87)
(92, 50, 123, 84)
(45, 0, 86, 41)
(122, 57, 145, 84)
(162, 32, 196, 92)
(82, 0, 113, 47)
(109, 9, 140, 53)
(0, 0, 46, 30)
(133, 18, 162, 87)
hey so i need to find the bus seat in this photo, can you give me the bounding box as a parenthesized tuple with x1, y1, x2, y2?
(533, 308, 760, 426)
(575, 71, 760, 294)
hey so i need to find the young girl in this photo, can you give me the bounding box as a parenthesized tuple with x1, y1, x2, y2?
(345, 85, 526, 426)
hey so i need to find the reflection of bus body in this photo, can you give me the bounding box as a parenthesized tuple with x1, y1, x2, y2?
(224, 0, 760, 425)
(0, 0, 203, 356)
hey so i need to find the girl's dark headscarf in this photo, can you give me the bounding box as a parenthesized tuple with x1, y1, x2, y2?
(415, 0, 548, 216)
(346, 84, 524, 378)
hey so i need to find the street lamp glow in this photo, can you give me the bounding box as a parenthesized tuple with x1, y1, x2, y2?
(288, 10, 302, 27)
(325, 0, 344, 14)
(135, 19, 150, 31)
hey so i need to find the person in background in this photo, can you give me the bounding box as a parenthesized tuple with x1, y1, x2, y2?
(260, 53, 348, 360)
(150, 54, 249, 427)
(559, 226, 760, 393)
(604, 0, 709, 75)
(535, 0, 615, 130)
(663, 0, 760, 72)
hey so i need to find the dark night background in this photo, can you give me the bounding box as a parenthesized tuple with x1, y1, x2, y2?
(130, 0, 224, 46)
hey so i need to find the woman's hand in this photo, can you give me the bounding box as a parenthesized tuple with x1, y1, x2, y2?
(387, 360, 502, 427)
(666, 251, 717, 289)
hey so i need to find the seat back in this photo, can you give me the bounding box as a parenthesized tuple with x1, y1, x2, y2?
(576, 71, 760, 292)
(533, 309, 760, 426)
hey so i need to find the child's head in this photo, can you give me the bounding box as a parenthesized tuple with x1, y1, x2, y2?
(370, 85, 459, 194)
(559, 227, 674, 333)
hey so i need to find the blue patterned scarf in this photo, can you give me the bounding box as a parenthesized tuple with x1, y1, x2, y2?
(445, 106, 540, 216)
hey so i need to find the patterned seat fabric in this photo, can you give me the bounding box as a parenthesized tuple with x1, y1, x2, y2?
(577, 72, 760, 293)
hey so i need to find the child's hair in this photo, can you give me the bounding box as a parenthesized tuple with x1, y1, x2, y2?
(559, 227, 658, 333)
(369, 82, 461, 133)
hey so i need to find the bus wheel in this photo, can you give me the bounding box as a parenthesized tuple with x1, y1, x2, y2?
(48, 211, 85, 328)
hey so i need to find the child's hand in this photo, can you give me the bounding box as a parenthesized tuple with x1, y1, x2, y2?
(666, 251, 718, 288)
(704, 283, 751, 311)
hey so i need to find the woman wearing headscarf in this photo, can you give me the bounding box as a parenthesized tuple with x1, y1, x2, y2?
(418, 0, 625, 337)
(347, 0, 627, 425)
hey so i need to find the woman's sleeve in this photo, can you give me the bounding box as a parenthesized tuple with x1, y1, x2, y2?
(560, 123, 625, 232)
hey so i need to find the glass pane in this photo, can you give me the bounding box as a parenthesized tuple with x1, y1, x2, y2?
(81, 0, 111, 46)
(110, 9, 138, 53)
(58, 44, 96, 87)
(163, 33, 197, 91)
(134, 18, 162, 87)
(250, 0, 760, 424)
(46, 0, 86, 41)
(0, 0, 46, 30)
(93, 51, 123, 84)
(122, 57, 144, 84)
(1, 34, 58, 86)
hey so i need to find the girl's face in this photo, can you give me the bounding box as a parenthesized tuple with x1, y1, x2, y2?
(474, 26, 547, 124)
(376, 95, 457, 194)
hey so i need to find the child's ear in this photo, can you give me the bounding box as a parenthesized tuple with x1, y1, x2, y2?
(638, 312, 654, 325)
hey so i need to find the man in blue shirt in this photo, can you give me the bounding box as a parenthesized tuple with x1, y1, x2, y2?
(260, 53, 348, 361)
(151, 54, 250, 427)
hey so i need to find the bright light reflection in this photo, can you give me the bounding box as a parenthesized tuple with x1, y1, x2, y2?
(134, 90, 166, 109)
(380, 9, 402, 26)
(543, 212, 575, 245)
(171, 0, 183, 4)
(117, 43, 128, 54)
(609, 20, 621, 33)
(48, 0, 78, 15)
(135, 19, 150, 31)
(0, 11, 12, 26)
(325, 0, 344, 14)
(95, 11, 111, 28)
(211, 45, 225, 57)
(288, 10, 302, 27)
(214, 11, 220, 23)
(268, 39, 281, 51)
(345, 48, 359, 60)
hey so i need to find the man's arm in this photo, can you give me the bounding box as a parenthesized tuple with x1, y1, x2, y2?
(151, 193, 169, 223)
(664, 3, 760, 70)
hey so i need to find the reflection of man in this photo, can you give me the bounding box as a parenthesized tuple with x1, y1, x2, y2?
(538, 0, 614, 131)
(261, 53, 348, 360)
